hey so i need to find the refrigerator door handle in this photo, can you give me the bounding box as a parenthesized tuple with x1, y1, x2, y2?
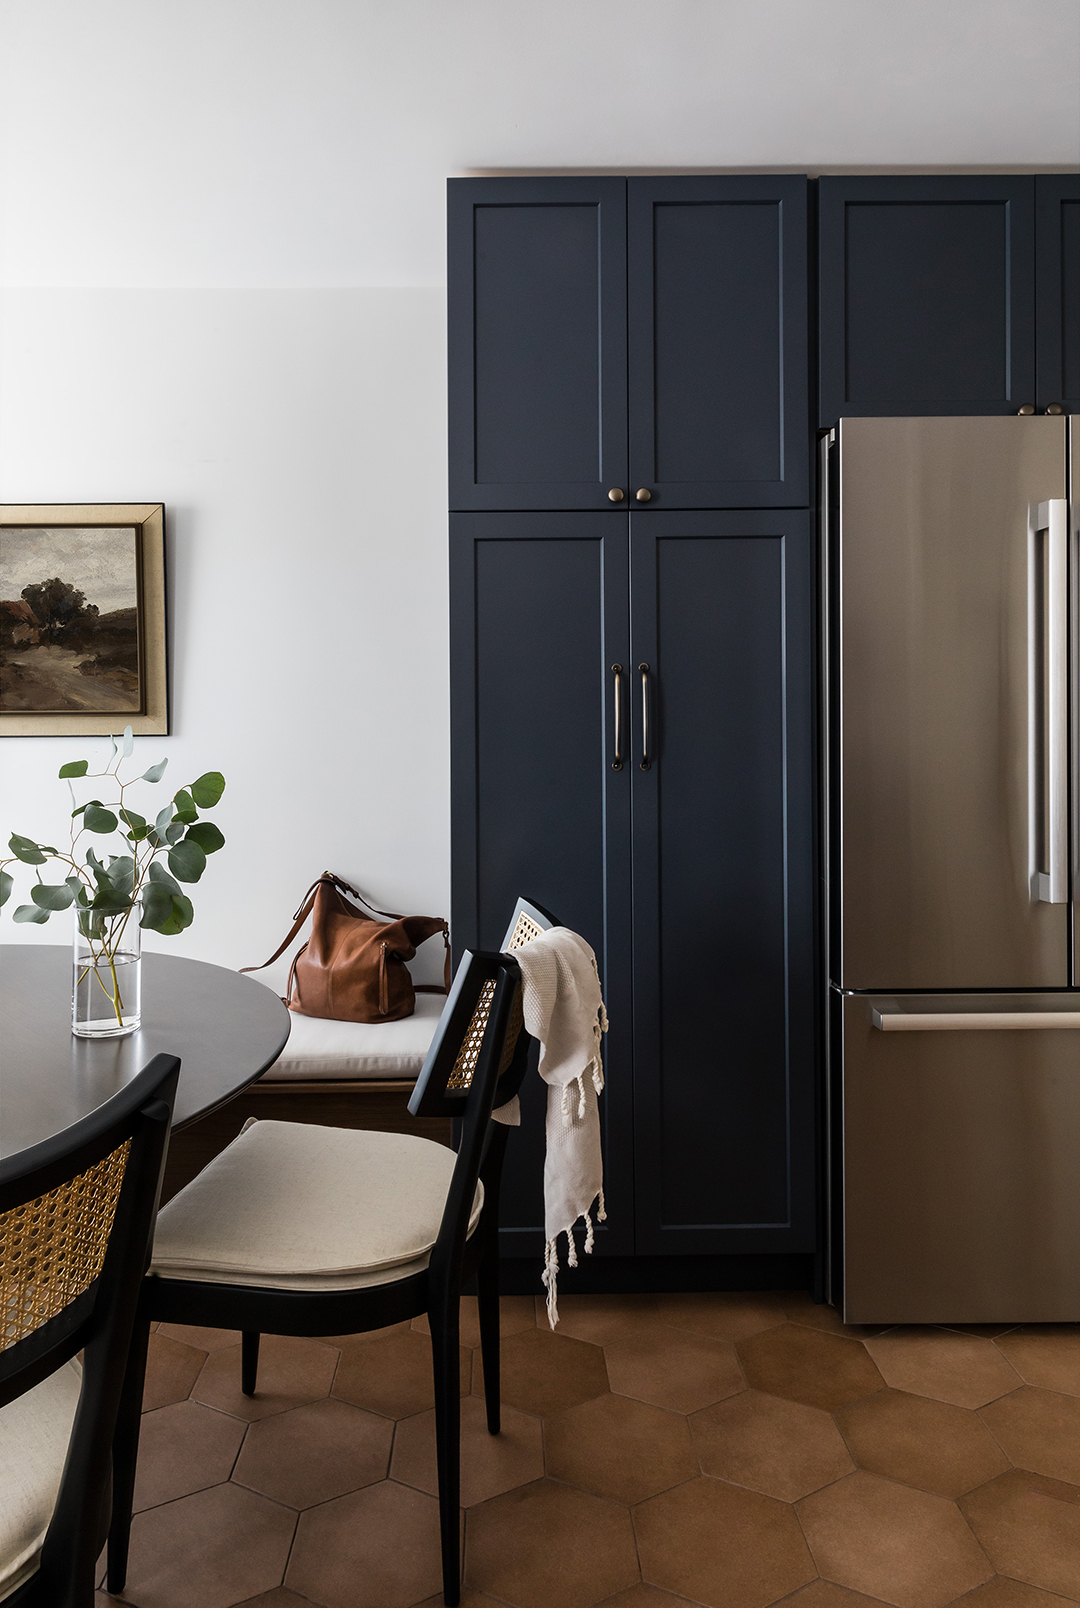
(873, 1008, 1080, 1031)
(1032, 499, 1069, 904)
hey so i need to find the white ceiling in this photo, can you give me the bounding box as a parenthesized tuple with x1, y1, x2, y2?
(2, 0, 1077, 287)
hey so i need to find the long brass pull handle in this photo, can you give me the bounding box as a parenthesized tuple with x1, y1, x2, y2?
(611, 664, 623, 770)
(639, 663, 651, 770)
(874, 1008, 1079, 1031)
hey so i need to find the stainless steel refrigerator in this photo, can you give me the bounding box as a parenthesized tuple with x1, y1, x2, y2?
(823, 416, 1080, 1324)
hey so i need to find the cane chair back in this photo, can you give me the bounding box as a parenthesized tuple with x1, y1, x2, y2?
(0, 1053, 179, 1605)
(409, 950, 524, 1121)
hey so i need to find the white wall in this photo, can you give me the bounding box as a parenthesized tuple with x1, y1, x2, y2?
(1, 1, 1077, 986)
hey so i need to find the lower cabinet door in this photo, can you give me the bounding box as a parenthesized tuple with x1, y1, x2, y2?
(450, 512, 634, 1256)
(629, 511, 817, 1255)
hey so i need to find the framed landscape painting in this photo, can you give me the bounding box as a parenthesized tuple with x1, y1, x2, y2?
(0, 503, 167, 735)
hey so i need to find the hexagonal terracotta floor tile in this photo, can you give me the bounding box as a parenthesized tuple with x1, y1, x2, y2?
(233, 1396, 393, 1507)
(191, 1334, 339, 1422)
(332, 1327, 470, 1418)
(690, 1387, 854, 1501)
(992, 1326, 1080, 1397)
(133, 1399, 246, 1512)
(736, 1323, 884, 1412)
(120, 1482, 297, 1608)
(653, 1290, 785, 1341)
(797, 1470, 993, 1608)
(411, 1294, 536, 1347)
(545, 1391, 697, 1504)
(946, 1580, 1080, 1608)
(549, 1293, 663, 1344)
(781, 1585, 896, 1608)
(287, 1479, 444, 1608)
(604, 1327, 743, 1414)
(634, 1474, 815, 1608)
(466, 1477, 638, 1608)
(156, 1322, 242, 1351)
(862, 1329, 1022, 1410)
(979, 1387, 1080, 1485)
(142, 1330, 208, 1410)
(594, 1587, 715, 1608)
(473, 1326, 609, 1415)
(411, 1592, 523, 1608)
(959, 1470, 1080, 1599)
(834, 1388, 1009, 1499)
(391, 1392, 543, 1506)
(229, 1592, 322, 1608)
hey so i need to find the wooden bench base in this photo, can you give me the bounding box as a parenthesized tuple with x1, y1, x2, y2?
(162, 1079, 452, 1204)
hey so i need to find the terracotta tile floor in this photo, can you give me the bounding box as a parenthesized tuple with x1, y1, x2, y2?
(97, 1294, 1080, 1608)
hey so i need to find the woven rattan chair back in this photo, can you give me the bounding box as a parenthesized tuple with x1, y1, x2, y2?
(0, 1052, 179, 1608)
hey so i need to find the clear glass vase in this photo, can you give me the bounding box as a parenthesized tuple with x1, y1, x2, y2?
(72, 901, 142, 1038)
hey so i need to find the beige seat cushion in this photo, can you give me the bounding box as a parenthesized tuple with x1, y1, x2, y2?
(151, 1121, 482, 1289)
(259, 993, 444, 1081)
(0, 1358, 82, 1600)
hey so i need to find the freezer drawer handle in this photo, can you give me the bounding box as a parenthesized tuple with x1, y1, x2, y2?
(873, 1009, 1080, 1032)
(1031, 499, 1069, 904)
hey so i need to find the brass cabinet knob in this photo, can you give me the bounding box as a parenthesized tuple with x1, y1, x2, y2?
(1017, 405, 1036, 416)
(1045, 404, 1063, 415)
(608, 488, 625, 502)
(635, 488, 652, 502)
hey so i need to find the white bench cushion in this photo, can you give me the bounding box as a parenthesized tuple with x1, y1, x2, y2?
(261, 993, 444, 1081)
(150, 1120, 482, 1290)
(0, 1359, 81, 1600)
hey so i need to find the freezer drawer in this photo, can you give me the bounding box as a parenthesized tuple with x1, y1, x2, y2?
(838, 990, 1080, 1324)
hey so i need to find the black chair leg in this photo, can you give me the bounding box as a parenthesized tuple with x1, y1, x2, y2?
(107, 1311, 152, 1594)
(242, 1331, 261, 1396)
(476, 1243, 501, 1436)
(430, 1297, 461, 1607)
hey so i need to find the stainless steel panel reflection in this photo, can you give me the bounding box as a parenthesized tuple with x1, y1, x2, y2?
(837, 417, 1068, 989)
(841, 990, 1080, 1324)
(1071, 417, 1079, 985)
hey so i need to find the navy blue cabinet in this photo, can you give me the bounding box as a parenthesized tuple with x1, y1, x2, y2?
(628, 177, 808, 507)
(449, 176, 809, 512)
(818, 177, 1036, 426)
(450, 513, 816, 1260)
(449, 513, 635, 1255)
(629, 513, 816, 1255)
(1036, 175, 1080, 415)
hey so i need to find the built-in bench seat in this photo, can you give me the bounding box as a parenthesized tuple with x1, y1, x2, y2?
(258, 993, 444, 1088)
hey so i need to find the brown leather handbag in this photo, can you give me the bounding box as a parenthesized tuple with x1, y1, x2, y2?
(242, 872, 450, 1022)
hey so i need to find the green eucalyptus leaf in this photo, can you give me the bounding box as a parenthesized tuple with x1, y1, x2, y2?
(167, 838, 206, 883)
(8, 834, 47, 866)
(172, 788, 198, 824)
(119, 808, 146, 835)
(141, 759, 168, 783)
(171, 894, 194, 930)
(13, 903, 50, 924)
(185, 821, 225, 854)
(31, 882, 75, 911)
(165, 821, 186, 845)
(91, 883, 132, 912)
(147, 861, 182, 896)
(0, 869, 12, 907)
(58, 760, 89, 779)
(190, 772, 225, 809)
(139, 883, 175, 929)
(105, 856, 136, 895)
(122, 725, 134, 758)
(84, 804, 118, 834)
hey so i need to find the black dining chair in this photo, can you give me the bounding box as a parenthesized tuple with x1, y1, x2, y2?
(107, 928, 547, 1607)
(0, 1051, 179, 1608)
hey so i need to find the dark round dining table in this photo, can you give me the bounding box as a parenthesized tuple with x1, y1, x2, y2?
(1, 944, 291, 1161)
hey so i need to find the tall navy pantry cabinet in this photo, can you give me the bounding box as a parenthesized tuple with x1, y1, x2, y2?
(448, 176, 817, 1272)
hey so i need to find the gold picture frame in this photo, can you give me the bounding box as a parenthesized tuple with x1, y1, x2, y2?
(0, 503, 167, 736)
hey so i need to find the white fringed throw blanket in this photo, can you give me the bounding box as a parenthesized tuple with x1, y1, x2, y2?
(491, 927, 609, 1326)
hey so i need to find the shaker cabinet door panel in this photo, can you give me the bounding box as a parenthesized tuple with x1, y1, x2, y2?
(818, 177, 1036, 425)
(629, 511, 816, 1255)
(1036, 175, 1080, 414)
(449, 514, 633, 1254)
(629, 177, 808, 507)
(448, 179, 628, 511)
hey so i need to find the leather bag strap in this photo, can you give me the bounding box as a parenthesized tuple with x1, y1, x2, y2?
(239, 878, 326, 975)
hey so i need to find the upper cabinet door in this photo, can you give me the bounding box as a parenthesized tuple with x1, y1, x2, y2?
(448, 179, 628, 511)
(1036, 175, 1080, 415)
(818, 177, 1035, 426)
(628, 177, 809, 508)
